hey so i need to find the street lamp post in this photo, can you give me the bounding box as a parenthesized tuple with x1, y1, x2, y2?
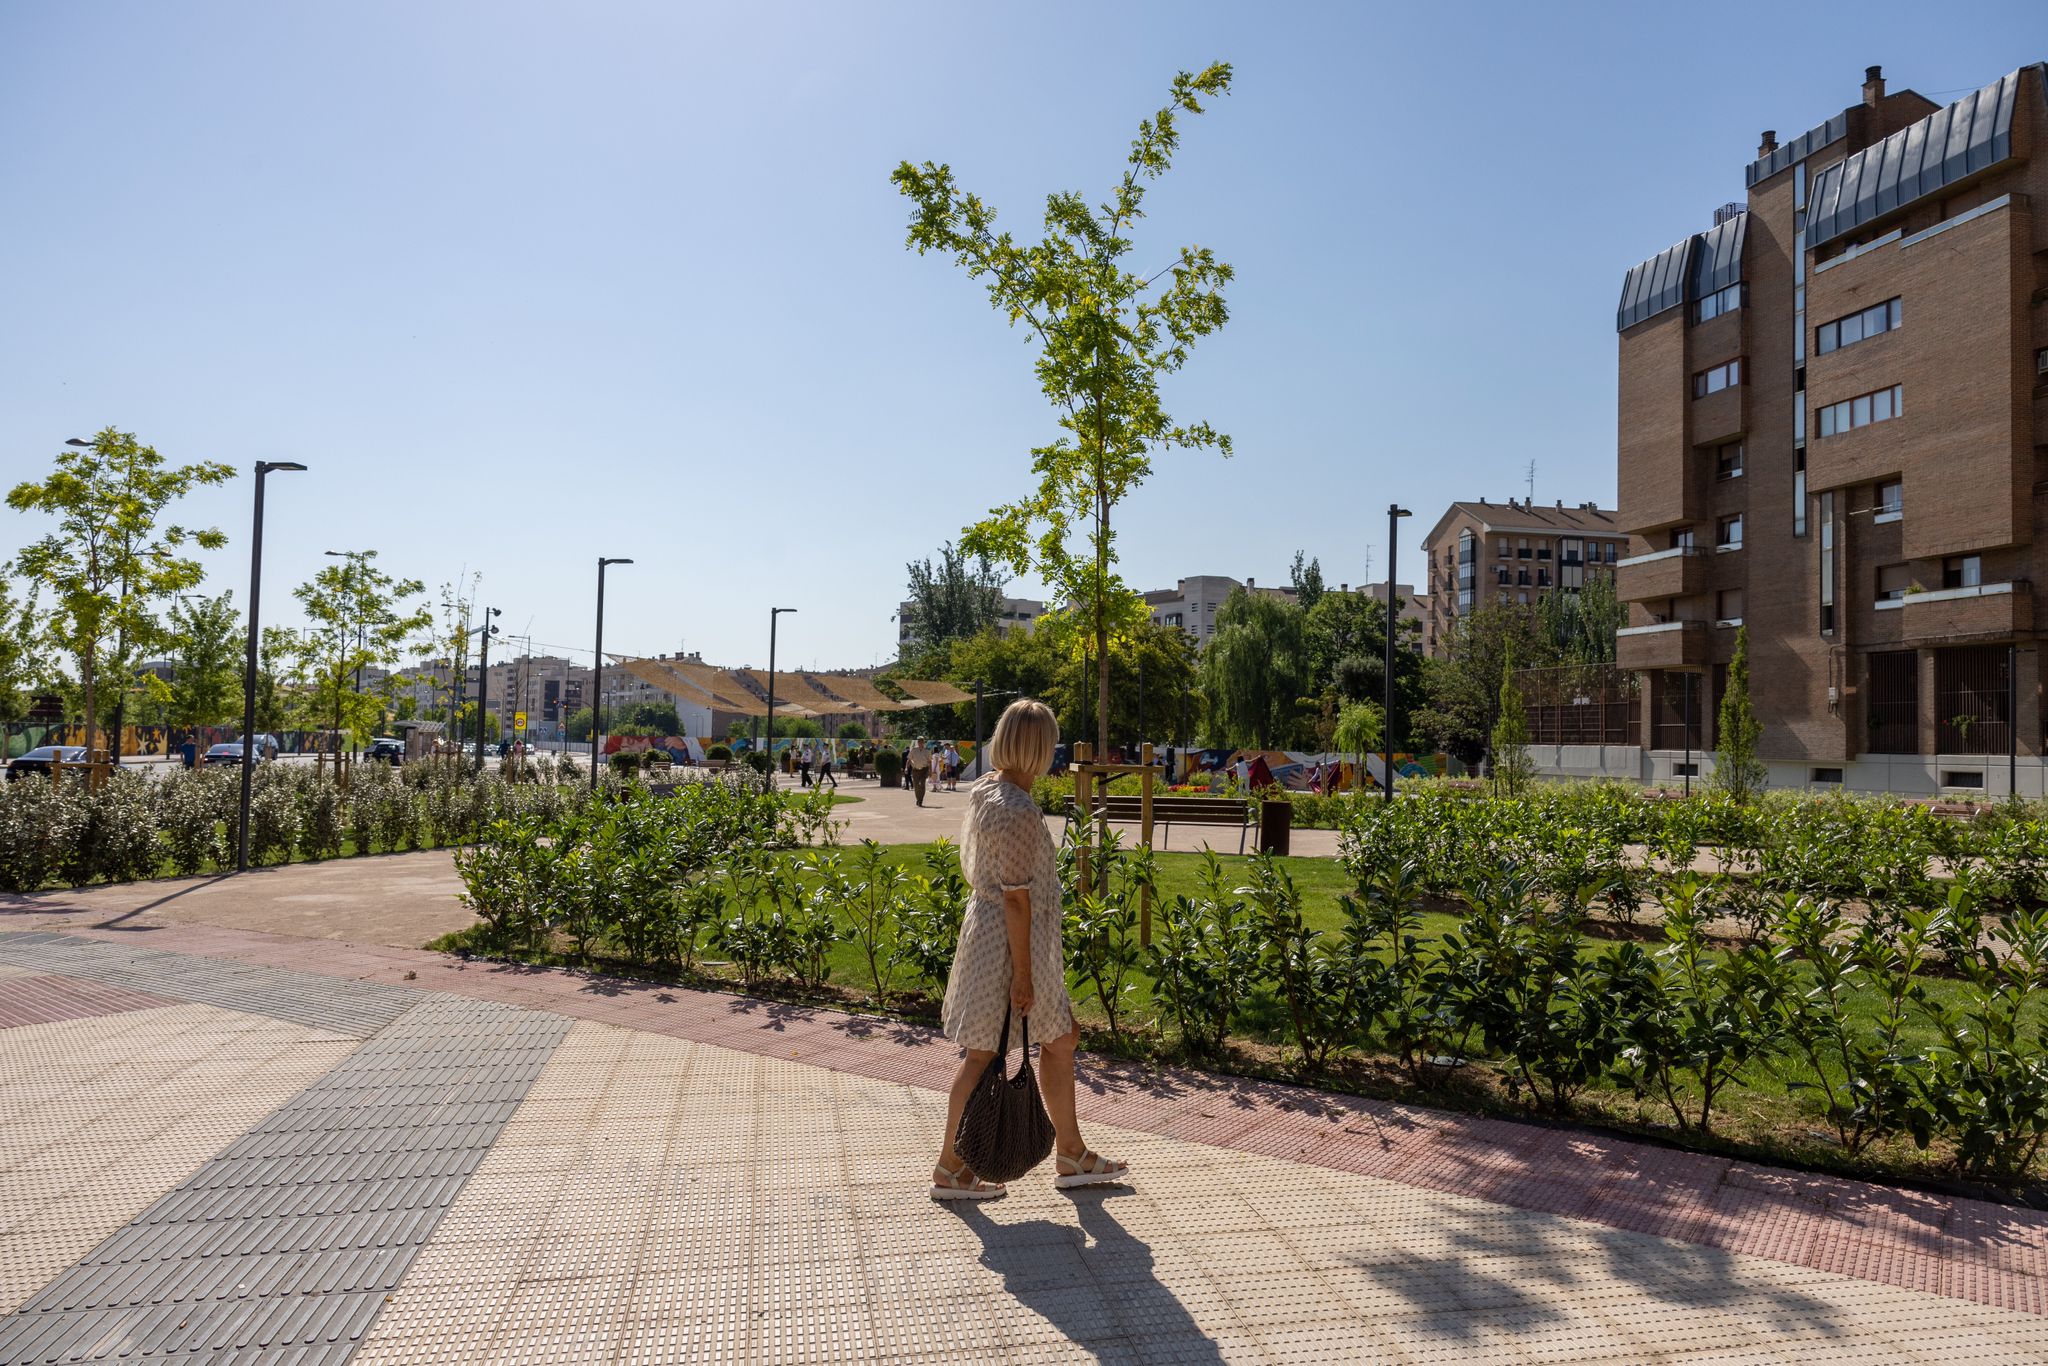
(474, 607, 501, 771)
(766, 608, 797, 790)
(591, 558, 633, 788)
(236, 460, 306, 871)
(1383, 504, 1411, 802)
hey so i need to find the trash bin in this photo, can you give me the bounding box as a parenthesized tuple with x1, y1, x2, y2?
(180, 741, 198, 769)
(1257, 798, 1292, 856)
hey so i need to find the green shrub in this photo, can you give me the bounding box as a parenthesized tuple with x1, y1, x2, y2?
(610, 751, 641, 774)
(706, 744, 733, 762)
(875, 749, 903, 786)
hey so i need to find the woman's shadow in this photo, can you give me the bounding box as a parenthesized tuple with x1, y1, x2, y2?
(947, 1189, 1224, 1362)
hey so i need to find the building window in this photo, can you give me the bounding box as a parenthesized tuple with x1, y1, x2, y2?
(1561, 537, 1581, 565)
(1936, 645, 2010, 754)
(1536, 544, 1551, 561)
(1517, 539, 1530, 559)
(1793, 447, 1808, 537)
(1877, 564, 1910, 602)
(1497, 538, 1509, 558)
(1603, 542, 1617, 563)
(1672, 527, 1695, 551)
(1495, 566, 1509, 585)
(1876, 480, 1902, 521)
(1819, 491, 1836, 633)
(1815, 296, 1901, 355)
(1868, 650, 1918, 754)
(1942, 555, 1982, 590)
(1692, 358, 1742, 398)
(1716, 514, 1743, 550)
(1716, 588, 1744, 623)
(1693, 282, 1744, 323)
(2038, 347, 2048, 378)
(1811, 768, 1844, 784)
(1537, 568, 1551, 588)
(1714, 442, 1744, 480)
(1516, 568, 1531, 587)
(1817, 385, 1901, 437)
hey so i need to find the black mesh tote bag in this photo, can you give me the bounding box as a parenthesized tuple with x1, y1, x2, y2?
(953, 1013, 1056, 1183)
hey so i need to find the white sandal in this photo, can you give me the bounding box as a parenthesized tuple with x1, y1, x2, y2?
(1054, 1148, 1130, 1190)
(930, 1159, 1005, 1202)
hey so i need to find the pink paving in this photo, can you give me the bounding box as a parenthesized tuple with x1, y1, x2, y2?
(52, 916, 2048, 1319)
(0, 972, 173, 1029)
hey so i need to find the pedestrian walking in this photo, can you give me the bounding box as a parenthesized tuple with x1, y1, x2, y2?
(929, 698, 1130, 1201)
(907, 738, 932, 806)
(946, 742, 964, 791)
(798, 743, 813, 788)
(818, 744, 837, 789)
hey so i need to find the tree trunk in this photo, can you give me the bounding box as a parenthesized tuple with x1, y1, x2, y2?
(1095, 488, 1110, 758)
(81, 656, 96, 758)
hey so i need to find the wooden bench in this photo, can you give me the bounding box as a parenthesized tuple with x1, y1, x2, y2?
(1066, 794, 1256, 855)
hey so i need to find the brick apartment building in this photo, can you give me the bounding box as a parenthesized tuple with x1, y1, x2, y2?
(1614, 62, 2048, 795)
(1421, 500, 1627, 656)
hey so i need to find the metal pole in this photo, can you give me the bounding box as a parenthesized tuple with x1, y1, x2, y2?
(766, 618, 776, 770)
(592, 562, 606, 788)
(974, 679, 984, 777)
(236, 471, 267, 871)
(237, 460, 303, 871)
(475, 613, 492, 771)
(2009, 640, 2018, 798)
(1384, 505, 1409, 801)
(1683, 671, 1694, 798)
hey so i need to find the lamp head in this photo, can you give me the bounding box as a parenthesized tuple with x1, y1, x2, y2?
(64, 437, 92, 448)
(258, 461, 308, 474)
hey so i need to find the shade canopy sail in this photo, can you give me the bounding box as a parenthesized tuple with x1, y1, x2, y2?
(891, 679, 973, 705)
(806, 675, 922, 712)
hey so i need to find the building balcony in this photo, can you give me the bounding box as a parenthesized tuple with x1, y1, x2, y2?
(1615, 547, 1707, 602)
(1616, 619, 1711, 670)
(1875, 580, 2032, 643)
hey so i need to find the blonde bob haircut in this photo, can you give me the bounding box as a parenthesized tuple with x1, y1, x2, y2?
(984, 698, 1058, 778)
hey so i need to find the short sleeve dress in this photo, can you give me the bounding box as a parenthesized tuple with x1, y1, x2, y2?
(940, 773, 1075, 1052)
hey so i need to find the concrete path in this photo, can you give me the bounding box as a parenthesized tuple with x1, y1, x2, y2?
(1, 890, 2044, 1362)
(822, 777, 1344, 858)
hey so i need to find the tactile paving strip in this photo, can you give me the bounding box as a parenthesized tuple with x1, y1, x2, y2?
(0, 975, 171, 1030)
(0, 933, 416, 1038)
(0, 996, 569, 1365)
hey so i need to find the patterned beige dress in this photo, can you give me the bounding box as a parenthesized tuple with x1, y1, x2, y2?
(941, 773, 1075, 1052)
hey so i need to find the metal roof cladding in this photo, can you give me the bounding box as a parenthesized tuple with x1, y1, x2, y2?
(1746, 112, 1851, 187)
(1691, 212, 1748, 298)
(1617, 237, 1695, 331)
(1616, 209, 1748, 332)
(1806, 65, 2041, 248)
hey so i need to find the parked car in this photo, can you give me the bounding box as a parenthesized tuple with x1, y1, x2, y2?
(365, 737, 404, 765)
(6, 746, 88, 781)
(200, 743, 259, 767)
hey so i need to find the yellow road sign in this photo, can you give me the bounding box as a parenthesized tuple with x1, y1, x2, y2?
(514, 711, 528, 733)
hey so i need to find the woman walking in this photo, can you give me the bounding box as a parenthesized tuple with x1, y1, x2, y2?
(930, 698, 1129, 1200)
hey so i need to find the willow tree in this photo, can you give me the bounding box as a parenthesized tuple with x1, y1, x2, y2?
(7, 429, 234, 757)
(894, 62, 1235, 756)
(1200, 587, 1307, 749)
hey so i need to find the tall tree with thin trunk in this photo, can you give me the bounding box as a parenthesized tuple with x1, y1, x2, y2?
(292, 551, 432, 752)
(6, 429, 233, 757)
(1714, 625, 1767, 801)
(900, 542, 1007, 656)
(166, 593, 244, 728)
(894, 62, 1235, 756)
(0, 577, 39, 759)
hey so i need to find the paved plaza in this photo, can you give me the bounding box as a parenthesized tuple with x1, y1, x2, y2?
(3, 855, 2047, 1363)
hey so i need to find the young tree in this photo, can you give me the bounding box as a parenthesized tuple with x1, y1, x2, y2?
(1289, 551, 1326, 612)
(1490, 648, 1535, 796)
(6, 429, 234, 757)
(0, 577, 39, 759)
(1714, 626, 1768, 801)
(255, 625, 301, 734)
(901, 543, 1008, 655)
(896, 62, 1235, 756)
(292, 551, 432, 751)
(166, 593, 244, 728)
(1200, 587, 1308, 749)
(1332, 700, 1383, 778)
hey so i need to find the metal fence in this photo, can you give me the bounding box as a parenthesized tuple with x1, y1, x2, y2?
(1516, 664, 1641, 747)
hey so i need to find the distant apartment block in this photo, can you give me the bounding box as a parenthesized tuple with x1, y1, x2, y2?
(1421, 500, 1627, 655)
(1614, 62, 2048, 795)
(896, 595, 1045, 649)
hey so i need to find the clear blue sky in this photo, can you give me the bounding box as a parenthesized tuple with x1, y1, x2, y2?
(2, 1, 2038, 670)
